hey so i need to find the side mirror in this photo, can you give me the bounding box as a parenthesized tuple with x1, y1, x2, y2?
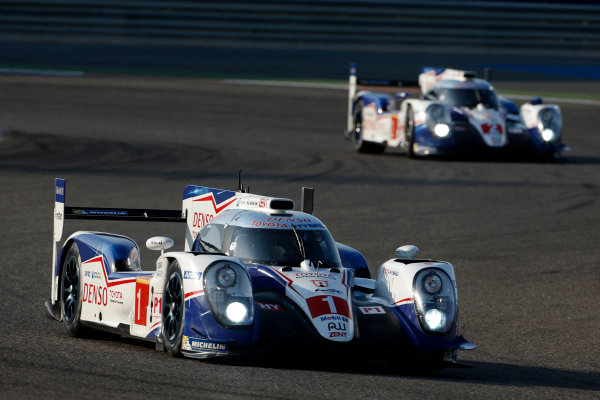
(395, 245, 419, 259)
(146, 236, 174, 254)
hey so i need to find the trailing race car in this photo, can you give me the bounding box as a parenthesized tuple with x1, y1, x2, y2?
(45, 178, 475, 367)
(345, 64, 568, 158)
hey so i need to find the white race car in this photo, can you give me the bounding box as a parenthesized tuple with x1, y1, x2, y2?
(46, 179, 475, 367)
(345, 64, 568, 158)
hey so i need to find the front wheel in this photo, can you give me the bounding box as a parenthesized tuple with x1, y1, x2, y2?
(60, 243, 84, 337)
(162, 260, 185, 357)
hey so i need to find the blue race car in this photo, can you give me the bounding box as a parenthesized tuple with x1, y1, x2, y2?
(345, 64, 568, 158)
(46, 179, 475, 367)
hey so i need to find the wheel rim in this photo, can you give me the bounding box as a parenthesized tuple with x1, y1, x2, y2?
(162, 272, 184, 343)
(61, 255, 79, 325)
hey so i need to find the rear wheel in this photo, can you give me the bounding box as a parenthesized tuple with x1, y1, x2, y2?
(60, 243, 84, 337)
(352, 101, 386, 154)
(162, 260, 185, 357)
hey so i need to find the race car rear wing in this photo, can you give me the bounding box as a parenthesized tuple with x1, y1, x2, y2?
(346, 63, 418, 133)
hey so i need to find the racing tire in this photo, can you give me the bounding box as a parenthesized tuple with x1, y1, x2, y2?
(405, 106, 416, 158)
(162, 260, 185, 357)
(352, 101, 386, 154)
(60, 243, 85, 337)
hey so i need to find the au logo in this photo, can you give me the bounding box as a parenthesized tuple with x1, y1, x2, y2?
(311, 280, 328, 288)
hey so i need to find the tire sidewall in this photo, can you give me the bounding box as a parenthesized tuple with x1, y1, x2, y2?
(60, 243, 83, 337)
(162, 260, 185, 357)
(406, 106, 415, 157)
(352, 102, 364, 151)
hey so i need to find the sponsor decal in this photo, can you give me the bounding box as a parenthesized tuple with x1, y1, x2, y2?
(82, 283, 108, 306)
(359, 306, 385, 315)
(307, 295, 350, 319)
(481, 123, 503, 135)
(383, 267, 398, 277)
(315, 288, 342, 294)
(257, 302, 283, 312)
(250, 217, 324, 229)
(267, 217, 313, 223)
(182, 336, 228, 354)
(184, 271, 202, 280)
(259, 198, 267, 208)
(327, 322, 347, 331)
(192, 212, 213, 228)
(55, 186, 65, 196)
(321, 315, 349, 323)
(329, 332, 347, 338)
(72, 209, 128, 216)
(109, 289, 123, 305)
(84, 270, 102, 280)
(55, 211, 63, 220)
(292, 272, 335, 279)
(311, 280, 328, 288)
(252, 221, 290, 228)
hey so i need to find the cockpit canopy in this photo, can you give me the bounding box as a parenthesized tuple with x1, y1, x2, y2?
(425, 79, 499, 110)
(193, 209, 342, 268)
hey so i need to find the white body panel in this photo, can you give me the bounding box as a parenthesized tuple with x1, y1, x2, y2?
(374, 259, 457, 306)
(520, 103, 562, 131)
(271, 265, 354, 342)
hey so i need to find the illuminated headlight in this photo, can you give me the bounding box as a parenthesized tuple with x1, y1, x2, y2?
(226, 301, 248, 323)
(424, 309, 446, 330)
(541, 129, 555, 142)
(426, 104, 452, 138)
(537, 107, 561, 142)
(413, 269, 456, 333)
(433, 124, 450, 138)
(204, 261, 254, 327)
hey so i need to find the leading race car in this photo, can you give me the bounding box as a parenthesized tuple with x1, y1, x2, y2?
(45, 178, 475, 368)
(345, 64, 568, 158)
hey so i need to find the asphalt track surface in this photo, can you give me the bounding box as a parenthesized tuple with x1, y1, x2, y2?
(0, 74, 598, 399)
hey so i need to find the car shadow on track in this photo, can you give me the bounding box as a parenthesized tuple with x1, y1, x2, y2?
(208, 355, 599, 392)
(75, 329, 599, 392)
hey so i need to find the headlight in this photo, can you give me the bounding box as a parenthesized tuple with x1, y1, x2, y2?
(537, 107, 561, 142)
(413, 269, 456, 333)
(217, 266, 236, 287)
(422, 272, 442, 294)
(426, 104, 452, 138)
(204, 261, 254, 327)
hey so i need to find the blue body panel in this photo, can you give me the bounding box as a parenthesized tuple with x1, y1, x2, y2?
(356, 92, 394, 113)
(57, 232, 144, 284)
(184, 296, 258, 345)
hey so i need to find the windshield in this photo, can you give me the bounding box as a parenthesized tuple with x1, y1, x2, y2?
(438, 87, 498, 109)
(225, 226, 342, 268)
